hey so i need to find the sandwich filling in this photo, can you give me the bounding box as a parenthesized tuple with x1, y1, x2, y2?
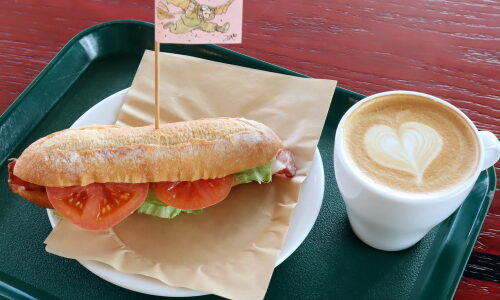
(8, 150, 296, 230)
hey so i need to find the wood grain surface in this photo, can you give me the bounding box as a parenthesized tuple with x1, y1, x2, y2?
(0, 0, 498, 298)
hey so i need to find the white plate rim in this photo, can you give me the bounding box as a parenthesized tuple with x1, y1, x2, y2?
(46, 88, 325, 297)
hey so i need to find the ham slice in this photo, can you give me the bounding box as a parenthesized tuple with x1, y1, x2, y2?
(272, 149, 297, 178)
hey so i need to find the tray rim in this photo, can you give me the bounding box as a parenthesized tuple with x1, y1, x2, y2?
(448, 167, 495, 299)
(0, 20, 496, 300)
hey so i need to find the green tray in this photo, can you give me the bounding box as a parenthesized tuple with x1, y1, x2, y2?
(0, 20, 495, 300)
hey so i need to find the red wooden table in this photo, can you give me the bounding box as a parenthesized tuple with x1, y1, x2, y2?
(1, 0, 498, 298)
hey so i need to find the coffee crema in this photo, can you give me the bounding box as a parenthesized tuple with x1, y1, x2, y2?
(343, 94, 479, 194)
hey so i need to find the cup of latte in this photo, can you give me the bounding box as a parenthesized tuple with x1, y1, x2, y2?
(334, 91, 500, 251)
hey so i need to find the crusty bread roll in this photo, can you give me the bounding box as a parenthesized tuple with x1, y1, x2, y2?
(14, 118, 283, 187)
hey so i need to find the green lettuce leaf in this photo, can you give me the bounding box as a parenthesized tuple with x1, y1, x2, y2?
(136, 189, 202, 219)
(234, 161, 272, 184)
(52, 210, 64, 219)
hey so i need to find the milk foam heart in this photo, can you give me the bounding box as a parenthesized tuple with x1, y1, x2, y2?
(344, 94, 479, 193)
(364, 122, 443, 184)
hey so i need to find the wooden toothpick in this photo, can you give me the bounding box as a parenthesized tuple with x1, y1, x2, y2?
(154, 41, 160, 129)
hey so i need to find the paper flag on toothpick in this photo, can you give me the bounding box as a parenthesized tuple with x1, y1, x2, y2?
(155, 0, 242, 44)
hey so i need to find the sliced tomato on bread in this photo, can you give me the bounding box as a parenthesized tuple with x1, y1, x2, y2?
(152, 176, 234, 210)
(46, 182, 148, 230)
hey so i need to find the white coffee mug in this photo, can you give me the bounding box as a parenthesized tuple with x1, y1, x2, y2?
(334, 91, 500, 251)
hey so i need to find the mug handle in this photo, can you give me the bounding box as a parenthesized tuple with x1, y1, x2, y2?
(478, 131, 500, 170)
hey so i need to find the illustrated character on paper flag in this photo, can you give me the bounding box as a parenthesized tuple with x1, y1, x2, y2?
(158, 0, 234, 34)
(156, 0, 241, 45)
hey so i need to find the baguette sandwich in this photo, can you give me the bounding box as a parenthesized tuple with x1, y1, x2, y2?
(8, 118, 296, 230)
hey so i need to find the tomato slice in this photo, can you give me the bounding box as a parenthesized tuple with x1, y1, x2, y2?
(152, 176, 234, 210)
(46, 182, 149, 230)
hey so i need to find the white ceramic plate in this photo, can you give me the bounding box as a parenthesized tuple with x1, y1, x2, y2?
(47, 88, 325, 297)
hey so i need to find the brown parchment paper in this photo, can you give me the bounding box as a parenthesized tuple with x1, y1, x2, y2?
(44, 51, 336, 300)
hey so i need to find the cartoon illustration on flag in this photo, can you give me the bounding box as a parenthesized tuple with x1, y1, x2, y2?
(155, 0, 242, 44)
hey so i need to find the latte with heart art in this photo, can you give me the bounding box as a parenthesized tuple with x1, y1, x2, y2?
(343, 94, 479, 194)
